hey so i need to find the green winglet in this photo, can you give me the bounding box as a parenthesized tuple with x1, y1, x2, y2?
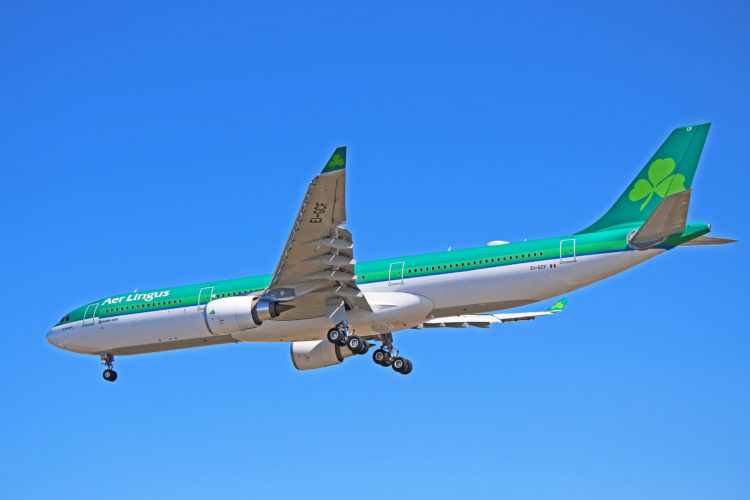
(321, 147, 346, 173)
(546, 298, 569, 312)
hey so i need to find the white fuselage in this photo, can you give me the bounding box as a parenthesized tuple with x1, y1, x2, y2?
(46, 248, 662, 356)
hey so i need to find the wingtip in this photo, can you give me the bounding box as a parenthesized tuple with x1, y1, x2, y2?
(546, 297, 569, 312)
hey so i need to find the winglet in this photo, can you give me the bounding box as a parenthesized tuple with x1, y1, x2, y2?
(546, 298, 568, 312)
(321, 147, 346, 173)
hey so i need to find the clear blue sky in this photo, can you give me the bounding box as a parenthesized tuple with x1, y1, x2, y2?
(1, 1, 748, 498)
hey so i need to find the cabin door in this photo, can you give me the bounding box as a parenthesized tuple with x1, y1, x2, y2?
(82, 303, 99, 326)
(198, 287, 214, 310)
(560, 239, 577, 263)
(388, 262, 405, 285)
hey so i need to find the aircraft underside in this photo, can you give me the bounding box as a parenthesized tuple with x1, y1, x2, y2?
(51, 248, 660, 360)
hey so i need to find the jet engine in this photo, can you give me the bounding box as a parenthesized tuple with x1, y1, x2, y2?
(204, 296, 292, 335)
(290, 340, 357, 370)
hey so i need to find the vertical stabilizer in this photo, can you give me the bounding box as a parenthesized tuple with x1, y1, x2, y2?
(577, 124, 710, 234)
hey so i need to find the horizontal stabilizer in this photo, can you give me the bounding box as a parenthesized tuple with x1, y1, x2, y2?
(629, 189, 691, 249)
(413, 298, 568, 329)
(679, 235, 738, 246)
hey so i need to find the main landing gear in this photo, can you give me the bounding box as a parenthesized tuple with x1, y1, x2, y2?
(326, 321, 370, 355)
(326, 324, 413, 374)
(372, 333, 412, 375)
(101, 353, 117, 382)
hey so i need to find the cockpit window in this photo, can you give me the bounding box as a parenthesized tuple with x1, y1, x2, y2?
(59, 315, 70, 323)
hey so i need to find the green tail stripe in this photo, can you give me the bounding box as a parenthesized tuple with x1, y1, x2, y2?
(546, 297, 569, 312)
(321, 146, 346, 173)
(577, 124, 710, 234)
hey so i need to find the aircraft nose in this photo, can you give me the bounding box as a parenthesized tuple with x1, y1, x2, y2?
(46, 329, 65, 349)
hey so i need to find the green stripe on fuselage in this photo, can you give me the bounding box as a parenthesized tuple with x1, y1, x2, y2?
(56, 223, 710, 326)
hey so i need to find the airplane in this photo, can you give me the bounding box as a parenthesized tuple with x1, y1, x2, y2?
(46, 123, 735, 382)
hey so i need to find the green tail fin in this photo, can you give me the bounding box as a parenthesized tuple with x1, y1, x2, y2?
(577, 124, 710, 234)
(321, 147, 346, 173)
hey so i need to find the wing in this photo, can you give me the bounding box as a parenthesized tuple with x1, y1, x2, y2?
(413, 298, 568, 329)
(262, 147, 371, 321)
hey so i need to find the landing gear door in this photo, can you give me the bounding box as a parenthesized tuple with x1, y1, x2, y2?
(560, 239, 576, 263)
(198, 287, 214, 310)
(82, 303, 99, 326)
(388, 262, 405, 285)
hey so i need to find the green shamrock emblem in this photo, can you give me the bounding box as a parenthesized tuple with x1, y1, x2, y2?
(327, 154, 344, 169)
(628, 158, 686, 210)
(550, 301, 563, 310)
(209, 309, 215, 315)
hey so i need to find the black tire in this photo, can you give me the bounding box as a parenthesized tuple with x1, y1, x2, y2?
(346, 335, 362, 353)
(103, 369, 117, 382)
(373, 349, 386, 365)
(392, 356, 406, 373)
(358, 341, 370, 355)
(402, 359, 413, 375)
(327, 328, 342, 344)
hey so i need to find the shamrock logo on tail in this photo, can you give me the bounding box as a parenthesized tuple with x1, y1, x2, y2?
(628, 158, 686, 210)
(327, 154, 344, 169)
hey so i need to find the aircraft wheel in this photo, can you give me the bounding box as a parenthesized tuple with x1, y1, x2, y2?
(392, 357, 407, 373)
(373, 348, 387, 365)
(401, 359, 413, 375)
(358, 341, 370, 355)
(327, 328, 343, 344)
(346, 335, 363, 353)
(102, 369, 118, 382)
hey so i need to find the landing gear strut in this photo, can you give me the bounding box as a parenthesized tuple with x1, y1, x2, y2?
(372, 334, 412, 374)
(101, 353, 117, 382)
(326, 321, 370, 355)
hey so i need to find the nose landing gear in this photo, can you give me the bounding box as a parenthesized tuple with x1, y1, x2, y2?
(100, 353, 117, 382)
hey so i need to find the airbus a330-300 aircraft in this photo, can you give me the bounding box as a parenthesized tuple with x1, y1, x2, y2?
(47, 124, 735, 381)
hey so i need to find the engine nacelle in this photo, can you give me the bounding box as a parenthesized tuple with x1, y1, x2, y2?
(204, 296, 261, 335)
(290, 340, 356, 370)
(204, 295, 294, 335)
